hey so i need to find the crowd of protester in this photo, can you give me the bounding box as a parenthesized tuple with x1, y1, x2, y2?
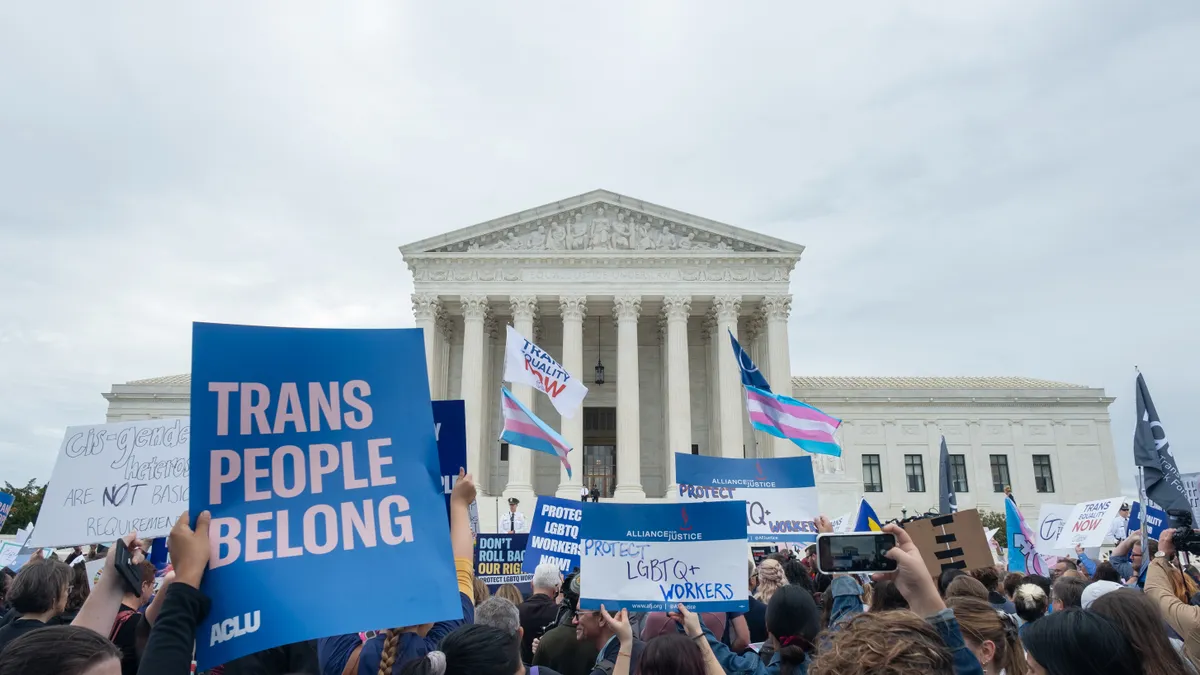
(2, 478, 1199, 675)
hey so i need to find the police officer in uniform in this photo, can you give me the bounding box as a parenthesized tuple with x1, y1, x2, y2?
(506, 497, 526, 533)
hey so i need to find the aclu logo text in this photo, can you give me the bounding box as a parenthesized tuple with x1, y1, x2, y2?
(210, 611, 261, 646)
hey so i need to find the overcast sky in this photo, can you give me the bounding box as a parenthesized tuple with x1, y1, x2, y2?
(2, 3, 1196, 496)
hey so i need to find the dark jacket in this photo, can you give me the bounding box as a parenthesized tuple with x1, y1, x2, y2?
(223, 641, 320, 675)
(519, 593, 560, 664)
(589, 636, 643, 675)
(533, 623, 599, 675)
(137, 583, 212, 675)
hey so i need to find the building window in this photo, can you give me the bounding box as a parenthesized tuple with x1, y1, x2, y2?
(500, 443, 509, 462)
(990, 455, 1010, 492)
(949, 455, 969, 492)
(862, 455, 884, 492)
(690, 444, 700, 455)
(1033, 455, 1055, 493)
(904, 455, 925, 493)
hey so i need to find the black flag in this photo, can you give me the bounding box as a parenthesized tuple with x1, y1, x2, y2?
(938, 436, 957, 515)
(1134, 373, 1189, 515)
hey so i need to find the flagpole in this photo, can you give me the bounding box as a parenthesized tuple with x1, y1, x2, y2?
(1135, 365, 1148, 584)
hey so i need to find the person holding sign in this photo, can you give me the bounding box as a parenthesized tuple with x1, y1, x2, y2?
(317, 470, 479, 675)
(602, 603, 725, 675)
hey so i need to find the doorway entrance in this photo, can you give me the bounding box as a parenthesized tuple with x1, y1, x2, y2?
(583, 407, 617, 498)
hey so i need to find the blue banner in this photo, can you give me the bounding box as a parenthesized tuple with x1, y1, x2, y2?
(475, 533, 533, 595)
(522, 496, 582, 575)
(674, 454, 819, 543)
(433, 400, 466, 514)
(1130, 502, 1168, 541)
(188, 323, 460, 670)
(0, 492, 13, 531)
(578, 500, 749, 613)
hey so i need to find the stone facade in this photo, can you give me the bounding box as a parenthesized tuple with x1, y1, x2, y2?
(100, 191, 1121, 533)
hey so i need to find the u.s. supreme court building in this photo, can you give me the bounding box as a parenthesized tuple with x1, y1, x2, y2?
(103, 190, 1122, 532)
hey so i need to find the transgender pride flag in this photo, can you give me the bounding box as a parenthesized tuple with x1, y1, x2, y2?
(499, 386, 573, 478)
(745, 385, 842, 457)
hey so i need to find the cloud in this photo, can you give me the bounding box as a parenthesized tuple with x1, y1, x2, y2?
(1, 2, 1197, 496)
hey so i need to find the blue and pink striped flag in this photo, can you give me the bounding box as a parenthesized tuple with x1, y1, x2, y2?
(744, 385, 842, 457)
(499, 386, 573, 477)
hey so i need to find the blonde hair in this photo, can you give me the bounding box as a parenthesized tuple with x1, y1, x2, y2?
(756, 559, 786, 604)
(810, 611, 954, 675)
(472, 578, 491, 606)
(494, 584, 524, 605)
(946, 596, 1027, 675)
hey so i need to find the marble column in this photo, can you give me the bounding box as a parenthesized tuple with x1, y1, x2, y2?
(663, 296, 692, 491)
(412, 293, 441, 394)
(505, 295, 539, 499)
(460, 295, 489, 484)
(436, 311, 453, 400)
(713, 295, 743, 458)
(613, 295, 645, 500)
(703, 310, 721, 455)
(763, 296, 795, 458)
(555, 295, 587, 498)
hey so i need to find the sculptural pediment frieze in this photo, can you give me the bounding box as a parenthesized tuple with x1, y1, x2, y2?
(429, 203, 773, 253)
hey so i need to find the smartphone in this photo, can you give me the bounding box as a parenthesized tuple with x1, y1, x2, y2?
(113, 539, 144, 597)
(815, 532, 899, 575)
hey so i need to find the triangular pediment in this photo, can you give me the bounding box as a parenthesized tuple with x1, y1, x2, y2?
(400, 190, 804, 255)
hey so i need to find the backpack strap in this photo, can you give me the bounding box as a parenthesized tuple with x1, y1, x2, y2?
(596, 659, 617, 675)
(109, 609, 137, 641)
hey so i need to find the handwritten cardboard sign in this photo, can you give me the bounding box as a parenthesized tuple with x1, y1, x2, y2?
(578, 500, 748, 613)
(674, 454, 819, 543)
(523, 496, 582, 575)
(189, 323, 460, 669)
(903, 509, 992, 574)
(30, 419, 190, 547)
(1054, 497, 1124, 550)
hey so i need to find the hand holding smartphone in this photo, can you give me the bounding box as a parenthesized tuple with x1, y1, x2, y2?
(815, 532, 899, 575)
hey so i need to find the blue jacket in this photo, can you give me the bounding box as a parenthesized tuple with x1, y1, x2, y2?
(318, 592, 475, 675)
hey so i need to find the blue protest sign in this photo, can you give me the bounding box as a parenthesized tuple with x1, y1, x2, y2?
(1130, 502, 1168, 540)
(522, 496, 582, 575)
(475, 534, 533, 595)
(578, 500, 748, 613)
(433, 400, 466, 513)
(0, 492, 13, 531)
(189, 323, 459, 670)
(675, 453, 819, 543)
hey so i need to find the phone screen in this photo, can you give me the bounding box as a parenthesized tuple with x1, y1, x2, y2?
(816, 533, 898, 574)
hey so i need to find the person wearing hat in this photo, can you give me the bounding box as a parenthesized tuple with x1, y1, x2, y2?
(1107, 503, 1131, 545)
(505, 498, 527, 534)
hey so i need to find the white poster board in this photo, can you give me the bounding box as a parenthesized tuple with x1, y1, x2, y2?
(1054, 496, 1124, 550)
(85, 558, 106, 590)
(30, 419, 190, 547)
(1038, 503, 1101, 558)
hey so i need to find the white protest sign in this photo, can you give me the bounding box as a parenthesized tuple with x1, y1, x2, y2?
(1036, 503, 1075, 553)
(0, 542, 21, 569)
(30, 419, 190, 547)
(578, 500, 748, 612)
(674, 454, 820, 543)
(1054, 496, 1124, 550)
(85, 558, 106, 590)
(830, 509, 855, 534)
(503, 325, 588, 418)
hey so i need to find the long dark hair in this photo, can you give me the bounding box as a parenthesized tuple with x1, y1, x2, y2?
(64, 564, 90, 614)
(766, 585, 821, 675)
(0, 625, 121, 675)
(399, 624, 521, 675)
(1021, 608, 1142, 675)
(868, 580, 908, 612)
(641, 633, 705, 675)
(1089, 589, 1190, 675)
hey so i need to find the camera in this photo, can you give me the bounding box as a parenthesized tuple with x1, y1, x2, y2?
(1168, 510, 1200, 556)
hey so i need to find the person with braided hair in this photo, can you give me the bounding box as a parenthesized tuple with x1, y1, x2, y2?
(398, 624, 527, 675)
(317, 470, 479, 675)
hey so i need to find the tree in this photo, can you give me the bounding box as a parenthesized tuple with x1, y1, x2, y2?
(978, 509, 1006, 546)
(1, 479, 46, 535)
